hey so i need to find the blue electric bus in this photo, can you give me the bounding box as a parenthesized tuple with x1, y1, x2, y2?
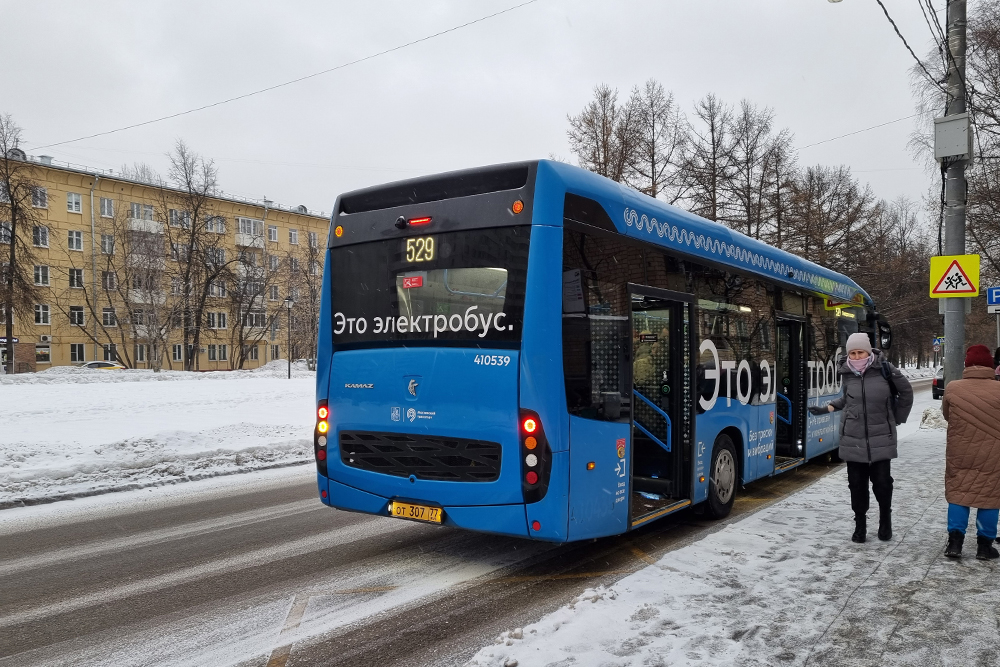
(312, 160, 894, 542)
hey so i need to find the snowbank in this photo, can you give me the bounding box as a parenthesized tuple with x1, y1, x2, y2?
(900, 367, 937, 380)
(0, 359, 315, 385)
(469, 397, 995, 666)
(920, 406, 947, 430)
(0, 370, 316, 508)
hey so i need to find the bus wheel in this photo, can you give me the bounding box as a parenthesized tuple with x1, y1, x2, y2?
(707, 434, 737, 519)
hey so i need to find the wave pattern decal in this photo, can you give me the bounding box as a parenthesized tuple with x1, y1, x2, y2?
(623, 207, 855, 299)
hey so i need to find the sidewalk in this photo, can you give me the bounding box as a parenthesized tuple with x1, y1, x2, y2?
(468, 414, 999, 667)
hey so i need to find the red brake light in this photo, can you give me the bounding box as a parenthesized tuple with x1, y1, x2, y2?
(318, 406, 329, 420)
(316, 450, 327, 461)
(408, 216, 432, 226)
(526, 471, 539, 485)
(522, 418, 537, 434)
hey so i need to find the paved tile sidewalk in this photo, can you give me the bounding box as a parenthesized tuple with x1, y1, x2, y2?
(468, 425, 1000, 667)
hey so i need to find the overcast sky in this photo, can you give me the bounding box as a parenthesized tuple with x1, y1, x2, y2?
(2, 0, 943, 217)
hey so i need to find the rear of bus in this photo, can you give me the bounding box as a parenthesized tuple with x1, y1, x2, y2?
(314, 162, 569, 540)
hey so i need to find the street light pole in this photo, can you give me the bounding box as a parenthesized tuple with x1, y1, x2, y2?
(943, 0, 969, 387)
(283, 296, 294, 379)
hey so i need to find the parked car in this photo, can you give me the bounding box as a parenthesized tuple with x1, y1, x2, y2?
(932, 367, 945, 400)
(82, 361, 126, 370)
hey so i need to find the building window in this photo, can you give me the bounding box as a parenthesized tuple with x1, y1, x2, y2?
(269, 254, 280, 271)
(268, 225, 278, 242)
(67, 192, 82, 213)
(270, 285, 279, 301)
(243, 310, 267, 328)
(206, 311, 227, 329)
(36, 345, 51, 363)
(34, 304, 50, 325)
(69, 268, 84, 288)
(244, 345, 259, 361)
(32, 187, 47, 208)
(0, 222, 10, 244)
(209, 281, 227, 298)
(69, 306, 85, 325)
(207, 247, 225, 265)
(290, 257, 300, 272)
(169, 209, 191, 228)
(205, 216, 226, 233)
(100, 197, 114, 217)
(102, 307, 117, 327)
(238, 217, 264, 236)
(33, 225, 49, 247)
(68, 230, 83, 251)
(70, 343, 85, 363)
(135, 344, 147, 362)
(131, 203, 154, 221)
(104, 344, 118, 362)
(271, 344, 280, 360)
(208, 344, 217, 361)
(172, 344, 183, 362)
(101, 234, 114, 254)
(171, 243, 190, 262)
(308, 231, 318, 248)
(290, 287, 300, 301)
(289, 229, 298, 245)
(34, 265, 50, 286)
(102, 271, 117, 291)
(131, 309, 145, 325)
(309, 261, 319, 276)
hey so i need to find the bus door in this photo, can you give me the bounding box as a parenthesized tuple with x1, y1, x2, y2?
(775, 316, 807, 471)
(628, 285, 695, 527)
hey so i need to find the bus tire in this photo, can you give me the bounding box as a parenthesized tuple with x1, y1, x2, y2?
(706, 434, 737, 519)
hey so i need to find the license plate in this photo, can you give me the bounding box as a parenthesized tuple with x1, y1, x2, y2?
(389, 501, 443, 524)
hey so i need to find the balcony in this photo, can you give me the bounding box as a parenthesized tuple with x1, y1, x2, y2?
(128, 218, 164, 234)
(235, 233, 264, 249)
(128, 289, 167, 305)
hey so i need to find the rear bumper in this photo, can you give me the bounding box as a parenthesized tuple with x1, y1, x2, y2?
(318, 474, 531, 539)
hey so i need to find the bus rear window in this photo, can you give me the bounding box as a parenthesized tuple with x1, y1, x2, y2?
(329, 227, 530, 347)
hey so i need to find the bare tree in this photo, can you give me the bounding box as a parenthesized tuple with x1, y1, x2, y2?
(287, 237, 324, 367)
(626, 80, 688, 202)
(567, 84, 640, 183)
(0, 115, 44, 373)
(680, 94, 736, 222)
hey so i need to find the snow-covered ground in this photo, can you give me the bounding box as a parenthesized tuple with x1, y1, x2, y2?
(0, 361, 316, 507)
(469, 391, 1000, 667)
(899, 366, 938, 380)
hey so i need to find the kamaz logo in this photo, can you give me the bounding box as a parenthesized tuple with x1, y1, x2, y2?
(344, 383, 374, 389)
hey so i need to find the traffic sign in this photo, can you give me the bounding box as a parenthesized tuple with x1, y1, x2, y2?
(930, 254, 980, 298)
(988, 287, 1000, 306)
(989, 305, 1000, 315)
(933, 344, 942, 352)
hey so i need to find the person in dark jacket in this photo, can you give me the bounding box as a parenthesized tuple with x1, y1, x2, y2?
(809, 332, 914, 543)
(941, 344, 1000, 560)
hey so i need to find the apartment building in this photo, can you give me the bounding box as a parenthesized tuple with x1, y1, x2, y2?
(1, 154, 329, 373)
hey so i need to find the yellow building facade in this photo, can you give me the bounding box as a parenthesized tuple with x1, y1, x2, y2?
(2, 156, 329, 372)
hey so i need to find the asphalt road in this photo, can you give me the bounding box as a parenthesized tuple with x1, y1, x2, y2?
(0, 383, 933, 667)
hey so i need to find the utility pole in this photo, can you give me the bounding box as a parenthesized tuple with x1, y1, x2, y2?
(943, 0, 968, 387)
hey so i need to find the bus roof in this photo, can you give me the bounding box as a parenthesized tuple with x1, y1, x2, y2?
(332, 159, 873, 308)
(539, 159, 873, 308)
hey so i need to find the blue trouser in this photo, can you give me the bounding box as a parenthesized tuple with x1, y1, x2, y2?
(947, 503, 1000, 540)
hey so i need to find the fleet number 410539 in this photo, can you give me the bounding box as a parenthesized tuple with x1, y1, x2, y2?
(474, 354, 511, 366)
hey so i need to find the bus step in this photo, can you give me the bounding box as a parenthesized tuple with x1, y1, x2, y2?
(774, 456, 805, 473)
(633, 476, 674, 496)
(631, 497, 691, 528)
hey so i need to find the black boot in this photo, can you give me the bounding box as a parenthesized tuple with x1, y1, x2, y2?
(945, 530, 964, 558)
(852, 516, 867, 543)
(976, 536, 1000, 561)
(878, 507, 892, 541)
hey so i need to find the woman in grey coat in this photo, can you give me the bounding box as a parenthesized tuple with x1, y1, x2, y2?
(810, 332, 914, 543)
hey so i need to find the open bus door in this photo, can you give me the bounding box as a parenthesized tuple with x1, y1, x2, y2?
(775, 316, 807, 472)
(627, 285, 695, 528)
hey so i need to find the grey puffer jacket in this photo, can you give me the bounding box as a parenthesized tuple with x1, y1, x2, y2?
(828, 350, 914, 463)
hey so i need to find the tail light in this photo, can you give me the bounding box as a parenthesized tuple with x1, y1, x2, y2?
(519, 409, 551, 503)
(315, 399, 329, 476)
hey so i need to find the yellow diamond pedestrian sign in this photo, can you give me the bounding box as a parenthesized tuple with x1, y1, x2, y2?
(930, 254, 980, 298)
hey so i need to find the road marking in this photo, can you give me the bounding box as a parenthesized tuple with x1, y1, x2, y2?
(266, 595, 311, 667)
(0, 518, 412, 630)
(0, 499, 320, 578)
(629, 545, 658, 566)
